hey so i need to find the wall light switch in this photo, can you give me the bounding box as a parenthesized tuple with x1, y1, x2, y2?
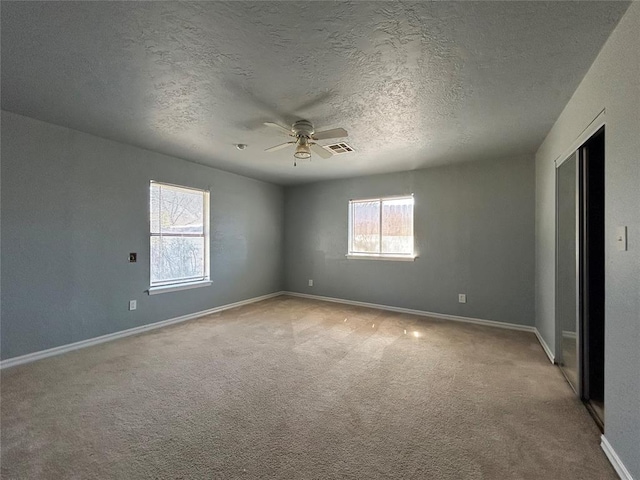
(458, 294, 467, 304)
(308, 279, 313, 287)
(616, 226, 627, 251)
(129, 300, 137, 311)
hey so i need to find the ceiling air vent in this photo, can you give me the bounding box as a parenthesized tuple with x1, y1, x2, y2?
(323, 142, 355, 155)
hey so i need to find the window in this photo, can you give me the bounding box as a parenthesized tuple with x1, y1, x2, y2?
(348, 195, 415, 260)
(149, 181, 210, 293)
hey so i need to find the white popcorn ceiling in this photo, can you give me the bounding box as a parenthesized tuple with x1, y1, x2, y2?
(0, 2, 630, 185)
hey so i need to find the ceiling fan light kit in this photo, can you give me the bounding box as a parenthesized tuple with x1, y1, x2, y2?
(294, 140, 311, 160)
(264, 119, 348, 165)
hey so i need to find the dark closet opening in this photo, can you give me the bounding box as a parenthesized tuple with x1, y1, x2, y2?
(580, 127, 605, 428)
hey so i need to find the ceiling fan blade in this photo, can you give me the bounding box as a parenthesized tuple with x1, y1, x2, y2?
(312, 128, 348, 141)
(265, 142, 295, 152)
(291, 91, 334, 117)
(310, 143, 332, 159)
(225, 80, 289, 126)
(264, 122, 293, 136)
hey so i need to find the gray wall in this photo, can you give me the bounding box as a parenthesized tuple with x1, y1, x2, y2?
(535, 2, 640, 476)
(284, 156, 535, 326)
(1, 111, 284, 360)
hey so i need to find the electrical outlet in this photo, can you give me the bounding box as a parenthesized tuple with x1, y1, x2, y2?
(129, 252, 137, 263)
(129, 300, 137, 311)
(308, 279, 313, 287)
(458, 294, 467, 304)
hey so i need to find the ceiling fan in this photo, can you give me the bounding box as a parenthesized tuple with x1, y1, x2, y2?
(264, 120, 348, 165)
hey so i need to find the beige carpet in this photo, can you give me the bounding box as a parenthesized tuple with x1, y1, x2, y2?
(1, 296, 615, 479)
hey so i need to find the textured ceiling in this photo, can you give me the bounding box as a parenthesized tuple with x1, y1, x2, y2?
(1, 2, 630, 185)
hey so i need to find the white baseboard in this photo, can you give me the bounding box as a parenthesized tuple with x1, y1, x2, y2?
(0, 291, 285, 369)
(1, 291, 555, 369)
(534, 328, 555, 364)
(283, 291, 535, 333)
(601, 435, 635, 480)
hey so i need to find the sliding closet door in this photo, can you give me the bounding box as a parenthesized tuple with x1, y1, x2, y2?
(556, 152, 580, 391)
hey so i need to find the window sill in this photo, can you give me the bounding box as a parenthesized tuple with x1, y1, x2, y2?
(148, 280, 212, 295)
(345, 254, 417, 262)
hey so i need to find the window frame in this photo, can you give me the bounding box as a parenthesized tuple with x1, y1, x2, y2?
(347, 194, 416, 261)
(148, 181, 211, 295)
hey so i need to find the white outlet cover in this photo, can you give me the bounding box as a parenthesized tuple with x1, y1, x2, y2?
(308, 279, 313, 287)
(458, 294, 467, 304)
(129, 300, 137, 311)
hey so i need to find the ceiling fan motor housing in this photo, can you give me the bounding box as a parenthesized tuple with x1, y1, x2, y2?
(292, 119, 314, 138)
